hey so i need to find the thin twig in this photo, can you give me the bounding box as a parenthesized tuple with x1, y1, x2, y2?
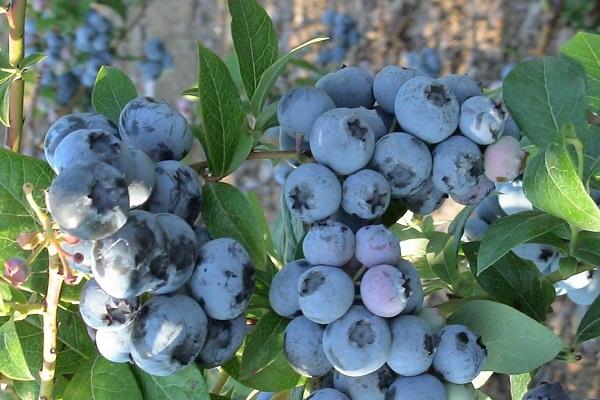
(535, 0, 565, 56)
(38, 254, 63, 400)
(5, 0, 27, 152)
(210, 368, 229, 394)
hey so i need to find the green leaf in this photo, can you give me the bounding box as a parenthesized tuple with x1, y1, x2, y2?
(272, 193, 305, 265)
(558, 257, 577, 278)
(428, 235, 460, 286)
(0, 79, 11, 127)
(255, 102, 278, 134)
(0, 319, 34, 380)
(510, 373, 532, 400)
(202, 182, 267, 270)
(91, 66, 137, 123)
(448, 300, 564, 374)
(197, 45, 250, 177)
(63, 357, 143, 400)
(574, 231, 600, 267)
(250, 37, 328, 116)
(134, 364, 209, 400)
(20, 53, 47, 69)
(239, 311, 287, 380)
(575, 294, 600, 344)
(523, 142, 600, 232)
(247, 192, 276, 263)
(0, 150, 54, 295)
(228, 0, 278, 99)
(560, 32, 600, 114)
(503, 56, 587, 149)
(14, 379, 39, 399)
(477, 211, 564, 274)
(465, 242, 554, 321)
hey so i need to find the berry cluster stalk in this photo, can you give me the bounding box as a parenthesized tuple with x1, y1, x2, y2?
(38, 254, 63, 400)
(5, 0, 27, 152)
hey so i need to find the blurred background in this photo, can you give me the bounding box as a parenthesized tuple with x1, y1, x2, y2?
(2, 0, 600, 398)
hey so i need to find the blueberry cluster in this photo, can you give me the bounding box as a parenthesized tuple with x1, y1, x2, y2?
(32, 10, 116, 105)
(138, 38, 174, 82)
(274, 65, 525, 227)
(523, 382, 572, 400)
(317, 10, 360, 66)
(269, 225, 487, 399)
(465, 188, 600, 306)
(43, 98, 255, 376)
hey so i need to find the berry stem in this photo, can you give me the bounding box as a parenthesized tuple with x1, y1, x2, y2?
(5, 0, 27, 152)
(38, 254, 63, 400)
(546, 261, 592, 285)
(210, 368, 229, 394)
(190, 150, 303, 177)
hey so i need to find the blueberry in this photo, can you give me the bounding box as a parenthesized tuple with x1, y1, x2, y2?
(523, 382, 572, 400)
(322, 9, 336, 26)
(269, 260, 312, 317)
(511, 243, 561, 275)
(373, 66, 421, 114)
(40, 69, 57, 87)
(405, 47, 443, 77)
(317, 48, 333, 66)
(62, 239, 93, 274)
(360, 265, 409, 318)
(370, 132, 432, 197)
(79, 279, 139, 330)
(95, 325, 133, 363)
(353, 107, 388, 140)
(445, 382, 477, 400)
(331, 46, 347, 63)
(284, 316, 332, 377)
(496, 180, 533, 215)
(342, 169, 391, 220)
(438, 74, 482, 105)
(192, 224, 212, 249)
(316, 67, 375, 109)
(474, 195, 505, 224)
(397, 259, 424, 314)
(386, 374, 447, 400)
(74, 25, 94, 52)
(333, 365, 395, 400)
(55, 72, 80, 105)
(322, 305, 391, 377)
(564, 271, 600, 306)
(459, 96, 506, 145)
(48, 161, 129, 240)
(273, 162, 294, 186)
(432, 136, 483, 196)
(256, 393, 274, 400)
(354, 225, 401, 268)
(307, 389, 350, 400)
(310, 108, 375, 175)
(450, 176, 495, 206)
(284, 163, 342, 223)
(52, 128, 132, 175)
(329, 207, 371, 234)
(86, 10, 112, 33)
(403, 179, 448, 215)
(432, 325, 487, 384)
(483, 136, 526, 183)
(126, 147, 156, 208)
(197, 315, 246, 368)
(394, 76, 459, 144)
(298, 266, 354, 324)
(152, 213, 198, 294)
(130, 294, 208, 376)
(144, 38, 168, 61)
(91, 34, 110, 52)
(463, 218, 489, 242)
(190, 238, 255, 320)
(278, 87, 335, 142)
(119, 97, 192, 162)
(145, 160, 202, 225)
(303, 221, 355, 267)
(387, 315, 438, 376)
(139, 60, 164, 80)
(502, 115, 521, 140)
(374, 106, 395, 132)
(92, 211, 174, 298)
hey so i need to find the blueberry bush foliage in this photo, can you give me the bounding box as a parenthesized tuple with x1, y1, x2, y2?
(0, 0, 600, 399)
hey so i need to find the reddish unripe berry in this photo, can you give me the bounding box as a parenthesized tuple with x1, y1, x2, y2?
(483, 136, 526, 183)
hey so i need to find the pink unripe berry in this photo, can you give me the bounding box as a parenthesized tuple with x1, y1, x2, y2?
(483, 136, 526, 183)
(3, 258, 30, 287)
(360, 264, 409, 317)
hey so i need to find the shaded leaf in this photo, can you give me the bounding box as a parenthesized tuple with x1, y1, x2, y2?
(510, 373, 532, 400)
(240, 311, 287, 379)
(0, 79, 11, 127)
(272, 193, 305, 265)
(91, 66, 137, 123)
(448, 300, 564, 374)
(20, 53, 46, 69)
(477, 211, 564, 274)
(561, 32, 600, 114)
(523, 142, 600, 232)
(228, 0, 278, 99)
(134, 364, 209, 400)
(0, 319, 34, 380)
(202, 182, 267, 270)
(575, 294, 600, 344)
